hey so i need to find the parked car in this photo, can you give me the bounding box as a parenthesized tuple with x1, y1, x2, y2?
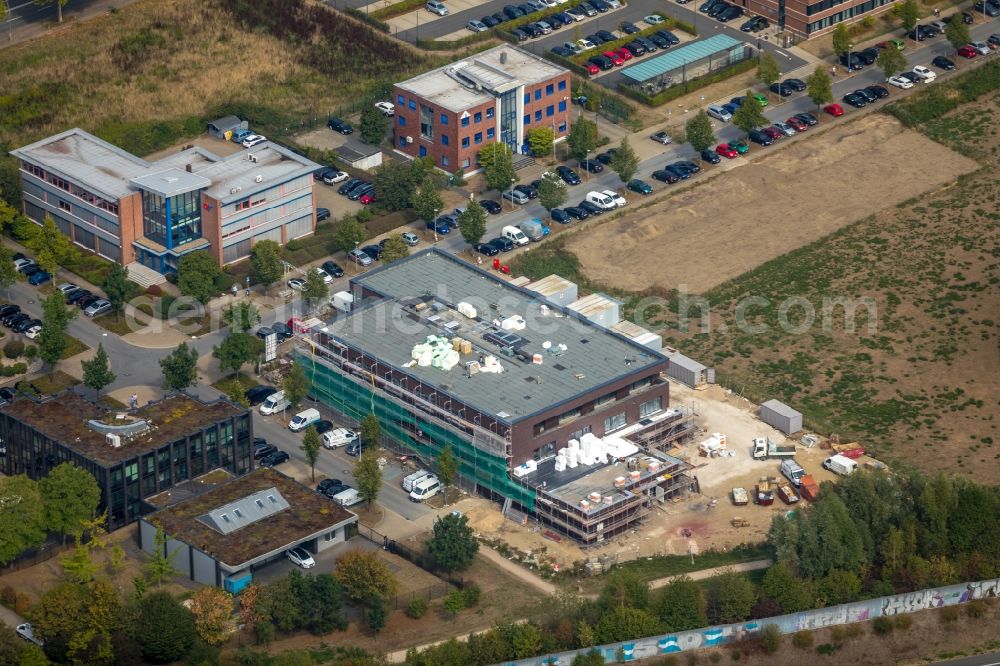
(316, 207, 331, 222)
(932, 55, 956, 70)
(327, 117, 353, 134)
(360, 244, 382, 261)
(253, 441, 277, 460)
(595, 149, 616, 165)
(620, 20, 640, 33)
(716, 143, 738, 158)
(556, 165, 581, 185)
(241, 134, 267, 148)
(842, 92, 866, 108)
(348, 248, 373, 266)
(426, 218, 451, 235)
(772, 121, 796, 137)
(786, 116, 808, 132)
(769, 82, 793, 97)
(969, 41, 991, 55)
(748, 130, 773, 146)
(475, 242, 499, 256)
(246, 385, 278, 406)
(467, 18, 488, 31)
(700, 148, 721, 164)
(56, 282, 79, 296)
(230, 129, 253, 144)
(426, 0, 448, 15)
(911, 65, 936, 81)
(824, 103, 844, 116)
(627, 179, 653, 194)
(489, 236, 515, 252)
(888, 75, 913, 89)
(504, 189, 530, 205)
(795, 112, 818, 126)
(651, 169, 679, 183)
(650, 130, 673, 145)
(550, 208, 572, 224)
(259, 450, 290, 467)
(28, 270, 52, 286)
(563, 206, 589, 220)
(13, 318, 41, 333)
(317, 478, 346, 498)
(707, 105, 732, 122)
(579, 159, 604, 173)
(480, 199, 502, 214)
(865, 84, 889, 98)
(957, 45, 978, 58)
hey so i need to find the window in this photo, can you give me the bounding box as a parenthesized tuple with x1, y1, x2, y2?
(558, 122, 567, 133)
(604, 412, 627, 433)
(474, 132, 483, 144)
(399, 137, 407, 147)
(419, 105, 434, 140)
(441, 134, 449, 146)
(462, 158, 471, 168)
(486, 108, 495, 119)
(533, 442, 556, 461)
(546, 105, 554, 117)
(324, 529, 339, 542)
(442, 156, 449, 166)
(398, 116, 406, 126)
(558, 407, 580, 425)
(398, 94, 405, 105)
(462, 137, 470, 148)
(487, 128, 495, 139)
(534, 110, 542, 121)
(546, 83, 554, 95)
(558, 80, 567, 91)
(640, 397, 663, 418)
(631, 377, 652, 392)
(474, 111, 482, 123)
(524, 114, 531, 126)
(596, 392, 616, 408)
(558, 100, 567, 112)
(570, 425, 592, 440)
(524, 93, 530, 104)
(534, 89, 542, 101)
(58, 200, 71, 212)
(440, 114, 448, 125)
(461, 116, 470, 127)
(409, 99, 416, 110)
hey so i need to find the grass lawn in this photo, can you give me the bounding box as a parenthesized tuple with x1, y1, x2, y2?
(212, 373, 256, 405)
(61, 335, 89, 359)
(98, 395, 128, 409)
(602, 545, 771, 584)
(92, 313, 143, 336)
(31, 370, 81, 394)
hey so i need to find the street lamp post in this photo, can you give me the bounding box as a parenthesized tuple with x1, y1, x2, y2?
(432, 207, 439, 242)
(847, 43, 853, 73)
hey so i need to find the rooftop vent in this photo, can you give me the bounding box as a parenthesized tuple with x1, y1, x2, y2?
(500, 51, 508, 64)
(185, 164, 193, 173)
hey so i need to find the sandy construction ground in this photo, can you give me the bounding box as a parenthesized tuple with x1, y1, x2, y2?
(566, 114, 980, 294)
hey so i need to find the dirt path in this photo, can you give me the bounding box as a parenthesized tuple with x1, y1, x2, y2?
(648, 558, 773, 589)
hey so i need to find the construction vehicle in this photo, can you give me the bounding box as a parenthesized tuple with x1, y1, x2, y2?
(752, 436, 797, 460)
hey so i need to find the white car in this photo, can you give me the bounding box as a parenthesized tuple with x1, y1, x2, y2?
(706, 105, 732, 122)
(323, 170, 349, 184)
(969, 41, 990, 55)
(374, 102, 395, 117)
(576, 38, 597, 51)
(911, 65, 936, 82)
(887, 75, 913, 89)
(644, 13, 665, 24)
(287, 278, 305, 291)
(57, 282, 79, 295)
(241, 134, 267, 148)
(322, 428, 358, 449)
(13, 258, 34, 271)
(604, 0, 620, 7)
(286, 546, 316, 569)
(536, 20, 553, 33)
(312, 267, 332, 284)
(601, 190, 627, 207)
(772, 121, 796, 136)
(16, 623, 42, 646)
(25, 325, 42, 339)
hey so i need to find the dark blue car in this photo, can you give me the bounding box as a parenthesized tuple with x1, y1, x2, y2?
(28, 270, 52, 286)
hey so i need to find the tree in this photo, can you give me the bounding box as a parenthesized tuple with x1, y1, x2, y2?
(760, 562, 813, 613)
(366, 596, 387, 633)
(282, 361, 310, 408)
(101, 262, 131, 318)
(598, 570, 650, 611)
(594, 607, 660, 644)
(333, 549, 399, 602)
(413, 177, 445, 223)
(0, 243, 16, 297)
(806, 65, 833, 109)
(442, 589, 465, 621)
(567, 117, 598, 161)
(428, 512, 479, 572)
(944, 19, 971, 52)
(222, 301, 261, 334)
(831, 23, 851, 56)
(457, 201, 487, 246)
(250, 240, 283, 288)
(759, 624, 782, 654)
(287, 571, 347, 635)
(409, 155, 437, 186)
(177, 250, 222, 303)
(685, 111, 716, 155)
(145, 525, 177, 585)
(572, 649, 606, 666)
(40, 462, 101, 543)
(301, 268, 328, 310)
(159, 342, 198, 391)
(81, 343, 116, 400)
(212, 332, 261, 378)
(29, 215, 78, 274)
(732, 91, 767, 134)
(526, 126, 555, 158)
(33, 0, 71, 23)
(0, 475, 45, 565)
(360, 413, 380, 445)
(437, 444, 458, 505)
(354, 448, 382, 507)
(188, 587, 235, 647)
(706, 570, 757, 624)
(333, 215, 366, 255)
(654, 576, 707, 631)
(609, 137, 640, 184)
(38, 290, 75, 373)
(898, 0, 919, 33)
(31, 580, 121, 664)
(757, 51, 781, 88)
(877, 46, 908, 79)
(537, 172, 567, 214)
(0, 625, 25, 666)
(301, 427, 321, 482)
(360, 104, 389, 145)
(478, 142, 517, 194)
(379, 235, 410, 264)
(816, 569, 861, 605)
(134, 591, 197, 663)
(373, 160, 416, 212)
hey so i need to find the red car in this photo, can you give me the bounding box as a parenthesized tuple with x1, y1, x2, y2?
(957, 45, 978, 58)
(360, 193, 375, 205)
(786, 116, 808, 132)
(762, 126, 783, 141)
(824, 103, 844, 117)
(614, 47, 633, 61)
(715, 143, 738, 159)
(603, 50, 624, 66)
(586, 62, 600, 75)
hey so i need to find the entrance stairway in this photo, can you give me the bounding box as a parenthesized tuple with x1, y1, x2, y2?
(125, 262, 167, 287)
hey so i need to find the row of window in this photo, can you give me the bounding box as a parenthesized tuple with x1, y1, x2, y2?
(25, 183, 121, 236)
(21, 160, 121, 215)
(524, 79, 568, 104)
(524, 102, 567, 126)
(806, 0, 892, 31)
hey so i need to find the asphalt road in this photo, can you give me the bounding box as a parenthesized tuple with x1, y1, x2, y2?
(935, 654, 1000, 666)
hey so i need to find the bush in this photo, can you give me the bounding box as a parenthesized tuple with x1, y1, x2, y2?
(3, 339, 23, 359)
(886, 60, 1000, 127)
(759, 624, 782, 654)
(941, 606, 960, 623)
(213, 273, 236, 294)
(406, 598, 428, 619)
(1, 585, 15, 607)
(14, 592, 30, 615)
(872, 616, 894, 635)
(893, 614, 913, 630)
(253, 620, 275, 646)
(462, 583, 481, 608)
(371, 0, 425, 20)
(146, 284, 162, 297)
(24, 345, 37, 359)
(966, 600, 988, 618)
(1, 366, 14, 377)
(792, 630, 814, 649)
(285, 239, 304, 252)
(11, 363, 26, 375)
(816, 643, 838, 655)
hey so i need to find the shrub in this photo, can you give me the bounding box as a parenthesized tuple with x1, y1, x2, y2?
(3, 339, 23, 359)
(872, 616, 894, 635)
(11, 363, 26, 375)
(941, 606, 960, 623)
(24, 345, 37, 359)
(709, 653, 722, 664)
(792, 630, 814, 649)
(285, 239, 304, 252)
(1, 586, 15, 607)
(253, 620, 275, 646)
(893, 614, 913, 630)
(462, 583, 481, 608)
(146, 284, 162, 297)
(759, 624, 782, 654)
(14, 592, 30, 615)
(0, 366, 13, 377)
(406, 598, 428, 619)
(966, 600, 988, 618)
(816, 643, 837, 656)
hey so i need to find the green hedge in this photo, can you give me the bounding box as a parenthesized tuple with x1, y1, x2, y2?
(884, 59, 1000, 127)
(371, 0, 426, 20)
(617, 57, 756, 107)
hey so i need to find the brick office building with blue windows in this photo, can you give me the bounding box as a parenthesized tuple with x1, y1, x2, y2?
(11, 129, 320, 274)
(392, 46, 570, 174)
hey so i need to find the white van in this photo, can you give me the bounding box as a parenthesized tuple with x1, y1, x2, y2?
(259, 391, 290, 415)
(823, 454, 858, 477)
(585, 191, 617, 210)
(502, 225, 529, 246)
(322, 428, 358, 449)
(288, 408, 321, 432)
(402, 470, 435, 492)
(409, 476, 441, 502)
(332, 487, 364, 507)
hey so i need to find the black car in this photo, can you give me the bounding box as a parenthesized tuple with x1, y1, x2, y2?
(3, 312, 29, 328)
(556, 166, 580, 185)
(339, 178, 366, 196)
(475, 242, 499, 256)
(21, 264, 41, 276)
(77, 294, 101, 309)
(551, 208, 572, 224)
(327, 117, 353, 134)
(718, 5, 742, 21)
(624, 41, 647, 57)
(740, 16, 767, 31)
(259, 450, 290, 467)
(795, 112, 818, 126)
(510, 28, 529, 41)
(591, 0, 610, 11)
(322, 260, 345, 278)
(514, 183, 538, 199)
(708, 2, 730, 17)
(932, 55, 956, 70)
(551, 45, 575, 57)
(596, 29, 616, 42)
(620, 20, 640, 34)
(585, 33, 604, 46)
(272, 322, 294, 341)
(0, 387, 15, 404)
(635, 36, 658, 52)
(589, 55, 614, 71)
(347, 183, 375, 201)
(842, 92, 866, 108)
(480, 199, 502, 214)
(12, 318, 40, 333)
(314, 166, 337, 182)
(664, 164, 690, 179)
(254, 442, 277, 460)
(316, 207, 331, 222)
(656, 29, 680, 45)
(699, 0, 722, 11)
(517, 2, 533, 14)
(361, 244, 382, 261)
(0, 305, 19, 319)
(482, 14, 501, 26)
(651, 169, 680, 184)
(700, 148, 721, 164)
(579, 159, 604, 173)
(489, 236, 515, 252)
(315, 420, 334, 435)
(769, 82, 793, 97)
(840, 52, 863, 69)
(578, 201, 604, 216)
(317, 478, 346, 498)
(503, 4, 523, 19)
(676, 159, 701, 174)
(522, 23, 542, 37)
(256, 326, 275, 341)
(748, 130, 774, 146)
(899, 71, 920, 83)
(245, 385, 278, 405)
(648, 32, 671, 49)
(564, 206, 589, 220)
(867, 84, 890, 99)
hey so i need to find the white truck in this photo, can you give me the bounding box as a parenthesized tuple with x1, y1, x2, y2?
(501, 225, 529, 246)
(823, 454, 858, 476)
(330, 290, 354, 314)
(752, 436, 797, 460)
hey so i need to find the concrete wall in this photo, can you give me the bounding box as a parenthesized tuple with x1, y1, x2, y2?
(315, 525, 349, 553)
(192, 548, 218, 587)
(491, 578, 1000, 665)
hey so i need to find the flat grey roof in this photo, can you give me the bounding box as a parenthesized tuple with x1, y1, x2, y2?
(330, 250, 666, 424)
(130, 168, 212, 197)
(194, 143, 319, 203)
(761, 399, 801, 419)
(396, 45, 568, 113)
(667, 351, 706, 374)
(622, 34, 745, 83)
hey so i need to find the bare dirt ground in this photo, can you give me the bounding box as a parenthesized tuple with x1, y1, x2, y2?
(564, 114, 980, 294)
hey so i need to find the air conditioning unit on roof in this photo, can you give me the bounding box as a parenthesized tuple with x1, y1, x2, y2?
(255, 175, 263, 183)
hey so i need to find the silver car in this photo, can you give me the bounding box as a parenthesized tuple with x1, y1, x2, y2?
(772, 121, 796, 136)
(401, 232, 420, 246)
(349, 248, 373, 266)
(84, 299, 112, 317)
(707, 105, 732, 122)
